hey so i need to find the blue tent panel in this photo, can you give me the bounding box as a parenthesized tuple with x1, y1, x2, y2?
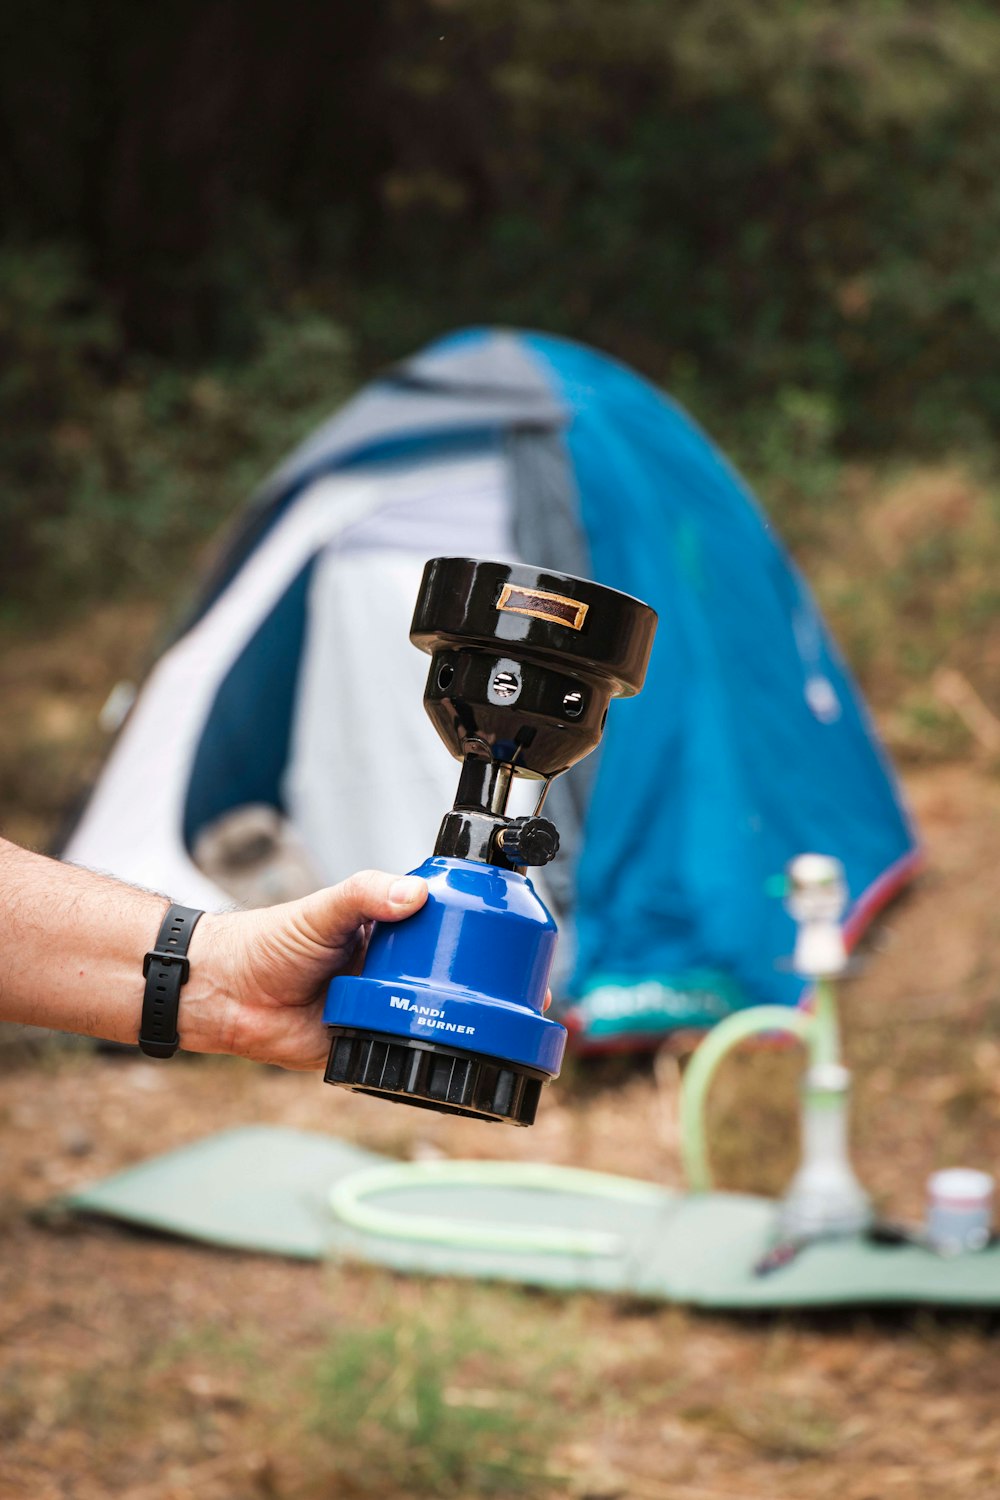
(183, 558, 317, 847)
(514, 331, 919, 1032)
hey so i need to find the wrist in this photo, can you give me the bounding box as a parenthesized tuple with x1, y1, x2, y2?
(176, 913, 237, 1056)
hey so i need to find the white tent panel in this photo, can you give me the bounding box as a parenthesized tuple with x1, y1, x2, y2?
(285, 450, 517, 884)
(64, 450, 515, 908)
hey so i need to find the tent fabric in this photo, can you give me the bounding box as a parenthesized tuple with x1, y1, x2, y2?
(515, 334, 920, 1035)
(183, 329, 566, 635)
(64, 451, 522, 906)
(62, 328, 919, 1043)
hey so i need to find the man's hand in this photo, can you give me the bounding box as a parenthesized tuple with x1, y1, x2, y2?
(0, 838, 550, 1068)
(184, 871, 428, 1071)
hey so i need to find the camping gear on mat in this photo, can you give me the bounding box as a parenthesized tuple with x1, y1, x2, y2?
(323, 555, 656, 1126)
(62, 328, 920, 1047)
(61, 1125, 1000, 1310)
(681, 854, 872, 1244)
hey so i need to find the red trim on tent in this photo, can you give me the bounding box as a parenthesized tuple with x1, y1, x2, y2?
(840, 845, 924, 951)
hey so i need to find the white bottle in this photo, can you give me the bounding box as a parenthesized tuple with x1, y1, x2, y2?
(778, 1062, 872, 1239)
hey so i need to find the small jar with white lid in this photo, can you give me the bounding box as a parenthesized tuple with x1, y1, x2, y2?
(925, 1168, 994, 1254)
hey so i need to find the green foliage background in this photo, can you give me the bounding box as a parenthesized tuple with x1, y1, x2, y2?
(3, 0, 1000, 617)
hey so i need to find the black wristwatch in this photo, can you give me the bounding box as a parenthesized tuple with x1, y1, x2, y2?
(139, 904, 204, 1058)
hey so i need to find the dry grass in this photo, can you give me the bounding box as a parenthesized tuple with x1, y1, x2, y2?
(0, 600, 160, 852)
(3, 750, 1000, 1498)
(800, 462, 1000, 766)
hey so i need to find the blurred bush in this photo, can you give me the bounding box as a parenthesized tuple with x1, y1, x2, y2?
(4, 0, 1000, 725)
(369, 0, 1000, 452)
(0, 243, 352, 620)
(3, 0, 1000, 457)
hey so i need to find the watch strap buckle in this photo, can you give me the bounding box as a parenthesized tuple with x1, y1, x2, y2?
(142, 949, 191, 983)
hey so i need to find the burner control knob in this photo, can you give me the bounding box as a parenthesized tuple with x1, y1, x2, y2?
(496, 816, 560, 867)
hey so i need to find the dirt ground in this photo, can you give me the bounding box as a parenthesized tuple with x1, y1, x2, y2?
(3, 755, 1000, 1498)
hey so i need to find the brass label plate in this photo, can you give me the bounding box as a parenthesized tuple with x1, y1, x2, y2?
(496, 583, 589, 631)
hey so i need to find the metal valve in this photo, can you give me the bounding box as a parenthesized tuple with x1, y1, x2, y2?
(496, 816, 561, 866)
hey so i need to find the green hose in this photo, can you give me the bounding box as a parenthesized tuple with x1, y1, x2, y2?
(329, 1158, 666, 1258)
(679, 1005, 814, 1192)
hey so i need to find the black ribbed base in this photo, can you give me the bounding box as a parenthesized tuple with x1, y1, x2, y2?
(324, 1027, 546, 1126)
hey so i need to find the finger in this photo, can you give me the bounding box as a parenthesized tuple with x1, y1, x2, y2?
(300, 869, 427, 949)
(544, 988, 553, 1012)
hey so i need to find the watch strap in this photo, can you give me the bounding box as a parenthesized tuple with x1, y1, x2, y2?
(139, 904, 204, 1058)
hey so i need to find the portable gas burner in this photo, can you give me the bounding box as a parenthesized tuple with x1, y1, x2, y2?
(322, 557, 657, 1125)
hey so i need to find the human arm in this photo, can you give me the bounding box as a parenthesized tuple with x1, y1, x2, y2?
(0, 837, 427, 1070)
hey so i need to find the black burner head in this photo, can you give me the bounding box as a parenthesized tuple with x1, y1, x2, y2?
(411, 557, 658, 778)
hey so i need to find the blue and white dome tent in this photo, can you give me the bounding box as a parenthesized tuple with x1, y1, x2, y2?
(63, 329, 921, 1049)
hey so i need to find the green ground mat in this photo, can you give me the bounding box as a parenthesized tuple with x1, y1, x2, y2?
(66, 1127, 383, 1259)
(64, 1126, 1000, 1309)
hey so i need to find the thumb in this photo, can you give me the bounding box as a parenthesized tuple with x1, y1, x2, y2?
(298, 869, 428, 950)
